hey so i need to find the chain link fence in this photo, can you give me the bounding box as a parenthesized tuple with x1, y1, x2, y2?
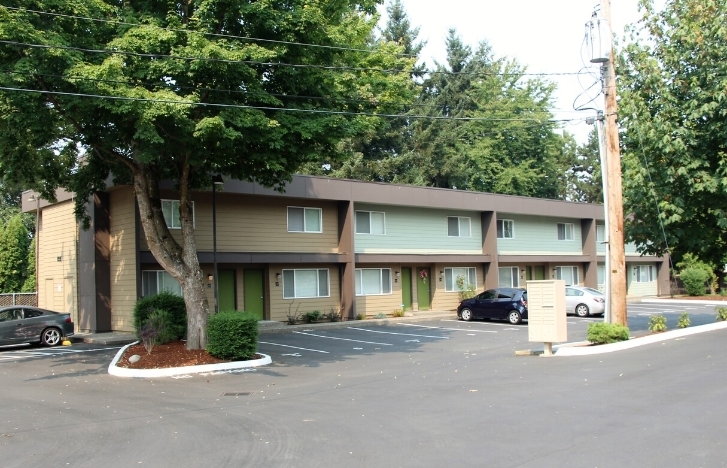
(0, 292, 38, 307)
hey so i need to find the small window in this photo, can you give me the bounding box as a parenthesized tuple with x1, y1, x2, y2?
(355, 268, 392, 296)
(498, 267, 520, 288)
(555, 266, 579, 286)
(355, 211, 386, 235)
(557, 223, 574, 241)
(161, 200, 195, 229)
(142, 270, 182, 297)
(634, 265, 656, 283)
(497, 219, 514, 239)
(283, 269, 330, 299)
(447, 217, 471, 238)
(287, 207, 322, 233)
(444, 267, 477, 292)
(596, 224, 605, 242)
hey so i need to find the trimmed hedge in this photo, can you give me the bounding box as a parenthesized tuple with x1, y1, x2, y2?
(207, 311, 259, 360)
(133, 291, 187, 341)
(587, 322, 630, 345)
(680, 268, 708, 296)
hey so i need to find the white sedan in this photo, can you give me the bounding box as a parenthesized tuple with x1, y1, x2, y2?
(565, 286, 605, 317)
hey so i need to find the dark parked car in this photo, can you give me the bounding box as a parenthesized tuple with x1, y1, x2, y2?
(457, 288, 528, 324)
(0, 306, 74, 347)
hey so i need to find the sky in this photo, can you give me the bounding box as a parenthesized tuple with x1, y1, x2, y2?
(377, 0, 664, 144)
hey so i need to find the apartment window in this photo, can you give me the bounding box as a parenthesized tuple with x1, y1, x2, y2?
(634, 265, 656, 283)
(142, 270, 182, 297)
(355, 210, 386, 235)
(161, 200, 195, 229)
(445, 267, 477, 292)
(497, 219, 514, 239)
(555, 266, 579, 286)
(557, 223, 574, 241)
(355, 268, 392, 296)
(596, 224, 605, 242)
(498, 267, 520, 288)
(287, 207, 322, 233)
(597, 264, 606, 288)
(447, 217, 471, 238)
(283, 269, 330, 299)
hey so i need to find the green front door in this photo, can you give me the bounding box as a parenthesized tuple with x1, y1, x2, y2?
(401, 268, 412, 311)
(243, 269, 265, 320)
(218, 270, 236, 312)
(534, 266, 545, 280)
(416, 268, 431, 311)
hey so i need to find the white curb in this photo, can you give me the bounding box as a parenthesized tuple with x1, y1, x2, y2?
(641, 298, 727, 305)
(108, 341, 272, 378)
(555, 321, 727, 356)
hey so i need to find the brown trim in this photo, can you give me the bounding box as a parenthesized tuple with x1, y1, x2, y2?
(141, 251, 346, 264)
(338, 201, 355, 319)
(498, 255, 594, 263)
(355, 254, 491, 264)
(581, 218, 597, 288)
(482, 211, 499, 289)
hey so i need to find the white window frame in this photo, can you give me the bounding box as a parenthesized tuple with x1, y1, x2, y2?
(557, 222, 574, 241)
(161, 199, 195, 229)
(596, 224, 606, 242)
(555, 266, 579, 286)
(497, 219, 514, 239)
(444, 267, 477, 292)
(447, 216, 471, 238)
(634, 265, 656, 283)
(282, 269, 330, 299)
(355, 210, 386, 235)
(141, 270, 182, 297)
(287, 206, 323, 233)
(498, 266, 520, 288)
(354, 268, 392, 296)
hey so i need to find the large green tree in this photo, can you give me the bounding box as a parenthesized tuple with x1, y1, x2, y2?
(619, 0, 727, 267)
(0, 0, 413, 348)
(566, 127, 603, 203)
(0, 214, 30, 293)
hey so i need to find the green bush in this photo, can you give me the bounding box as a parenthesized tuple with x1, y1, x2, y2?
(374, 312, 387, 319)
(133, 291, 186, 340)
(677, 312, 690, 329)
(302, 310, 322, 323)
(648, 315, 668, 333)
(716, 307, 727, 322)
(355, 313, 366, 320)
(680, 268, 709, 296)
(207, 311, 259, 360)
(392, 309, 405, 318)
(587, 322, 630, 344)
(139, 309, 175, 351)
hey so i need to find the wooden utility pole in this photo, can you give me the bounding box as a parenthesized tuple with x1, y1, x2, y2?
(602, 0, 627, 326)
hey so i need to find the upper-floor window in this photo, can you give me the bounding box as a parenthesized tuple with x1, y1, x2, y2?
(445, 267, 477, 292)
(142, 270, 182, 297)
(634, 265, 656, 283)
(355, 268, 392, 296)
(555, 266, 579, 286)
(498, 266, 520, 288)
(596, 224, 605, 242)
(283, 269, 330, 299)
(447, 217, 471, 238)
(287, 207, 322, 233)
(557, 222, 574, 241)
(355, 210, 386, 235)
(497, 219, 514, 239)
(162, 200, 195, 229)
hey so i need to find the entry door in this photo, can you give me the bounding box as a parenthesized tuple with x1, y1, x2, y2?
(218, 270, 236, 312)
(401, 268, 413, 311)
(243, 269, 265, 320)
(534, 266, 545, 281)
(416, 268, 431, 311)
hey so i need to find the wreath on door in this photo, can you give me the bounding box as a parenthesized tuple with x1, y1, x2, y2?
(419, 269, 428, 282)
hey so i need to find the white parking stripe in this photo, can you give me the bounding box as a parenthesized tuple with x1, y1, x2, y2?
(439, 319, 522, 329)
(398, 323, 497, 333)
(347, 327, 449, 339)
(292, 331, 393, 346)
(0, 346, 122, 362)
(258, 341, 329, 354)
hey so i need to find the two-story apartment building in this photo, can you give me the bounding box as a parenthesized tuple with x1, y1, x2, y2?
(22, 175, 668, 333)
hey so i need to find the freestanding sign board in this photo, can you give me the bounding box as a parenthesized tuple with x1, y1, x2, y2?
(526, 280, 567, 356)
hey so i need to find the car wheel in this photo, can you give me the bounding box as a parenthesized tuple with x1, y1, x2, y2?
(41, 327, 62, 347)
(575, 304, 590, 317)
(508, 310, 522, 325)
(460, 308, 473, 321)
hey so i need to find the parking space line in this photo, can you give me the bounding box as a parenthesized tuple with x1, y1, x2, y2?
(292, 331, 393, 346)
(399, 323, 497, 333)
(258, 341, 329, 354)
(347, 327, 449, 339)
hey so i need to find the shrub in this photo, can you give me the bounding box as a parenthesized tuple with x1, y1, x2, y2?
(355, 313, 366, 320)
(392, 309, 405, 317)
(716, 307, 727, 322)
(133, 291, 186, 341)
(648, 315, 667, 333)
(587, 322, 630, 344)
(676, 254, 717, 294)
(302, 310, 322, 323)
(456, 275, 477, 300)
(677, 312, 690, 329)
(207, 311, 259, 360)
(325, 308, 342, 322)
(680, 268, 709, 296)
(374, 312, 387, 319)
(286, 303, 301, 325)
(139, 309, 174, 352)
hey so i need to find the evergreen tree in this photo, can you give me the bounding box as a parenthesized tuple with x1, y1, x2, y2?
(0, 214, 30, 293)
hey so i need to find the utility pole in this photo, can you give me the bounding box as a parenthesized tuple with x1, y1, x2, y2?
(601, 0, 627, 326)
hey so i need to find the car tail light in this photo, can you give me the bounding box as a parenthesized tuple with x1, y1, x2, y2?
(521, 298, 528, 307)
(593, 297, 605, 303)
(65, 315, 72, 323)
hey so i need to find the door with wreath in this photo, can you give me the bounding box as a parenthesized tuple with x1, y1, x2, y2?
(416, 268, 431, 310)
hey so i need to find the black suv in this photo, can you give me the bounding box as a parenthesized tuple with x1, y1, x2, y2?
(457, 288, 528, 324)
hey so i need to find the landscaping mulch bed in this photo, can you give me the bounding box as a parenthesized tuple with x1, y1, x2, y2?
(116, 340, 226, 369)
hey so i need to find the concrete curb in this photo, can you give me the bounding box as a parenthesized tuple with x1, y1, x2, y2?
(641, 298, 727, 306)
(108, 341, 272, 378)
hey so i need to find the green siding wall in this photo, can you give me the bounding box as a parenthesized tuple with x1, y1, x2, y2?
(354, 204, 482, 254)
(496, 214, 583, 255)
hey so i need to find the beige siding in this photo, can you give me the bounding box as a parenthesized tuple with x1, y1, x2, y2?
(430, 264, 485, 311)
(268, 265, 340, 322)
(139, 195, 340, 253)
(354, 265, 403, 317)
(110, 188, 137, 332)
(38, 200, 78, 323)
